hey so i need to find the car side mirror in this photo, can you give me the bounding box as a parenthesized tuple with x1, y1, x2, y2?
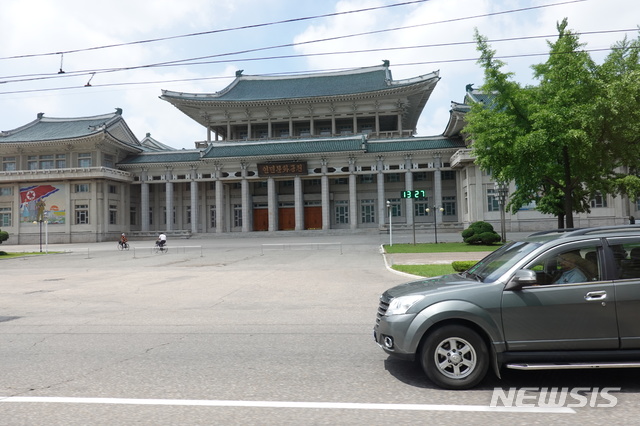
(505, 269, 538, 291)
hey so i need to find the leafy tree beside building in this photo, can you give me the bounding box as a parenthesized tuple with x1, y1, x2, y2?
(464, 18, 640, 228)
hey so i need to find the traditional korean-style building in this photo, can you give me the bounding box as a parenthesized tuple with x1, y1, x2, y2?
(0, 62, 635, 244)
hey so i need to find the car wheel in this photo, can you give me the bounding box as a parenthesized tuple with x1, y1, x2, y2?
(421, 325, 489, 390)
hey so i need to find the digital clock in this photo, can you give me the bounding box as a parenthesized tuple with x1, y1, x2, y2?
(401, 190, 426, 199)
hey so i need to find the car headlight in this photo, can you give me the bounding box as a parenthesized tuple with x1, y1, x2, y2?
(385, 295, 424, 316)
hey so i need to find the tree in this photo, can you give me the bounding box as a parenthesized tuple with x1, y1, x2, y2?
(464, 19, 640, 228)
(0, 228, 8, 244)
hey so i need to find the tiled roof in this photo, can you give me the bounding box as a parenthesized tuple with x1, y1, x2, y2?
(202, 136, 365, 158)
(161, 65, 440, 102)
(366, 137, 465, 153)
(118, 150, 202, 165)
(118, 135, 463, 165)
(0, 111, 128, 143)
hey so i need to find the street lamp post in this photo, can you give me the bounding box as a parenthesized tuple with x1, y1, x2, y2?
(426, 206, 444, 243)
(496, 182, 509, 243)
(386, 200, 393, 247)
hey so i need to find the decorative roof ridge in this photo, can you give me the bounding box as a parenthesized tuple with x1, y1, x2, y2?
(161, 64, 391, 99)
(1, 109, 122, 138)
(207, 134, 365, 148)
(388, 70, 440, 87)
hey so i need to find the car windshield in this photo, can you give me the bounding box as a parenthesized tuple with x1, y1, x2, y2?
(465, 241, 541, 283)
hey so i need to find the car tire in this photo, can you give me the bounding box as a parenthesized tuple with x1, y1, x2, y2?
(420, 325, 489, 390)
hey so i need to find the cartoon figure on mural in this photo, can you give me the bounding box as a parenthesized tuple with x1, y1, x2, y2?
(36, 198, 46, 222)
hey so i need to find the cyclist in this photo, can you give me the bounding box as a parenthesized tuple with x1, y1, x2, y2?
(156, 232, 167, 248)
(119, 233, 128, 248)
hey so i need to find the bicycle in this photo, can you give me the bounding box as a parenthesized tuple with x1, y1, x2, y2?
(117, 241, 129, 250)
(153, 241, 168, 254)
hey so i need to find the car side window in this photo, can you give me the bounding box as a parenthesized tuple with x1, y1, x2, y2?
(605, 239, 640, 280)
(524, 244, 600, 286)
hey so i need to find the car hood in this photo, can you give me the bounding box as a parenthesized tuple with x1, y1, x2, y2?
(383, 273, 480, 299)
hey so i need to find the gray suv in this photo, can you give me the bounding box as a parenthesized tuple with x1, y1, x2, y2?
(374, 226, 640, 389)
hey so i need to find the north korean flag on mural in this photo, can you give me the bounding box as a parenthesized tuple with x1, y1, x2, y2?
(20, 185, 59, 203)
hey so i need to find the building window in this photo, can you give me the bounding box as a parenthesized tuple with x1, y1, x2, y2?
(2, 157, 16, 171)
(360, 199, 375, 224)
(210, 206, 216, 227)
(103, 154, 115, 168)
(0, 187, 12, 196)
(130, 207, 137, 226)
(109, 205, 117, 225)
(441, 170, 456, 180)
(413, 172, 428, 181)
(335, 200, 349, 224)
(75, 184, 90, 193)
(75, 204, 89, 224)
(386, 173, 402, 183)
(414, 199, 430, 217)
(109, 185, 117, 194)
(0, 207, 11, 226)
(186, 206, 191, 224)
(487, 188, 500, 212)
(78, 153, 92, 167)
(332, 178, 348, 185)
(388, 198, 402, 217)
(56, 154, 66, 168)
(233, 204, 242, 227)
(149, 207, 153, 225)
(442, 196, 457, 216)
(590, 192, 607, 208)
(359, 174, 375, 184)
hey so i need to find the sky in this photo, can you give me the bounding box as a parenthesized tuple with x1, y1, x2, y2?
(1, 0, 639, 150)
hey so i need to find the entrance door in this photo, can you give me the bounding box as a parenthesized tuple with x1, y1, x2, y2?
(253, 209, 268, 231)
(278, 208, 295, 230)
(304, 206, 322, 230)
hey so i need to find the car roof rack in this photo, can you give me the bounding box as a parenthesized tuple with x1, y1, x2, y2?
(528, 225, 640, 238)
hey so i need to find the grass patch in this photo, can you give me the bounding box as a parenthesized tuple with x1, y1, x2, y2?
(0, 252, 53, 259)
(384, 242, 501, 254)
(392, 264, 456, 277)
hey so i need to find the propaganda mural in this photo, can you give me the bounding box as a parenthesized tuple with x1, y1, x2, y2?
(20, 184, 65, 224)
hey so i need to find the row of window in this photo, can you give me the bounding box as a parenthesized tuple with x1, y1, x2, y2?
(1, 153, 116, 171)
(486, 189, 610, 211)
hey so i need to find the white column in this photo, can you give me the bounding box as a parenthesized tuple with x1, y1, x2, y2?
(349, 158, 357, 230)
(321, 159, 330, 230)
(141, 170, 149, 232)
(377, 157, 386, 229)
(267, 177, 277, 231)
(294, 175, 303, 231)
(190, 179, 198, 234)
(165, 169, 173, 231)
(215, 173, 224, 233)
(434, 154, 443, 225)
(405, 155, 414, 226)
(241, 163, 250, 233)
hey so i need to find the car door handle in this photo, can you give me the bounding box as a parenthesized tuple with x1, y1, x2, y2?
(584, 291, 607, 301)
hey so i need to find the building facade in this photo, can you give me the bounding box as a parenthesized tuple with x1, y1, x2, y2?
(0, 63, 635, 244)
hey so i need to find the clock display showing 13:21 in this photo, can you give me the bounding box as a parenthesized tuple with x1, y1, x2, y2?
(400, 190, 426, 199)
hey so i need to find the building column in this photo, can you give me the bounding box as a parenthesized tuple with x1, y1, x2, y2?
(294, 175, 303, 231)
(190, 176, 198, 234)
(321, 159, 330, 230)
(377, 156, 386, 229)
(434, 154, 443, 225)
(165, 169, 173, 231)
(141, 169, 149, 232)
(215, 179, 224, 233)
(241, 163, 250, 232)
(405, 155, 414, 226)
(349, 157, 357, 230)
(267, 177, 277, 231)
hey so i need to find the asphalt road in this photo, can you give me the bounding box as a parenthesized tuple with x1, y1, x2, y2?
(1, 233, 639, 425)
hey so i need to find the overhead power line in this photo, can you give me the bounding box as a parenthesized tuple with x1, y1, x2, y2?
(0, 0, 430, 61)
(0, 0, 592, 85)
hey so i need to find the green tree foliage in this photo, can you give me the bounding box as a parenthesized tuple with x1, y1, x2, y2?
(461, 221, 501, 245)
(464, 19, 640, 228)
(0, 229, 8, 244)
